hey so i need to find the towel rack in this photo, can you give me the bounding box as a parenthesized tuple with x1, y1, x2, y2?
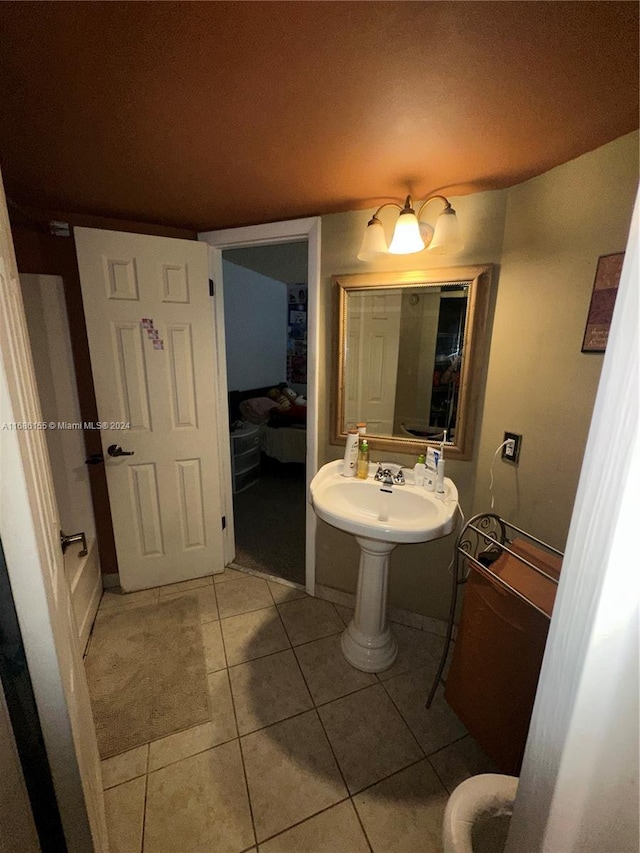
(425, 512, 563, 709)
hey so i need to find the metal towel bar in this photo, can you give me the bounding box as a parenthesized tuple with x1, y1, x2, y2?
(425, 512, 563, 709)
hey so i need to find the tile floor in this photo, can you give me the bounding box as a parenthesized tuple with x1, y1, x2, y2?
(93, 568, 496, 853)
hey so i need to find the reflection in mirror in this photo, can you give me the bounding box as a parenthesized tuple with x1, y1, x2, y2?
(332, 266, 493, 460)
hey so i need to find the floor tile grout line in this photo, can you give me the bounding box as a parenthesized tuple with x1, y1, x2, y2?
(231, 648, 314, 737)
(426, 753, 452, 795)
(226, 639, 295, 671)
(220, 605, 293, 669)
(350, 796, 375, 853)
(158, 579, 214, 598)
(273, 597, 298, 649)
(253, 794, 355, 849)
(225, 639, 296, 673)
(376, 672, 429, 760)
(146, 732, 240, 775)
(275, 598, 346, 649)
(139, 765, 149, 853)
(218, 617, 259, 850)
(218, 599, 280, 622)
(288, 626, 344, 650)
(292, 662, 381, 710)
(351, 753, 434, 798)
(313, 680, 429, 797)
(286, 645, 353, 806)
(424, 731, 469, 760)
(288, 628, 347, 654)
(307, 696, 377, 851)
(378, 669, 469, 761)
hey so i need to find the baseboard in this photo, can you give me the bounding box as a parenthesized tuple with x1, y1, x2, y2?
(314, 583, 456, 639)
(224, 567, 456, 640)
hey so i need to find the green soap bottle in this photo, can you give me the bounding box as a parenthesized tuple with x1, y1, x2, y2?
(356, 439, 369, 479)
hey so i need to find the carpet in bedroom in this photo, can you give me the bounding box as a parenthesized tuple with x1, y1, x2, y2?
(232, 462, 306, 585)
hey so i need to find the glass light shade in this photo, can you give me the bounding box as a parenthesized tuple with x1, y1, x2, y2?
(357, 217, 388, 261)
(429, 208, 463, 254)
(418, 221, 434, 248)
(388, 209, 425, 254)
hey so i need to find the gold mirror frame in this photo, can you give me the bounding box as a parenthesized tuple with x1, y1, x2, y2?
(331, 265, 493, 461)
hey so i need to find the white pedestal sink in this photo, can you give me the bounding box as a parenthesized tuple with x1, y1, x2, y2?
(310, 460, 458, 672)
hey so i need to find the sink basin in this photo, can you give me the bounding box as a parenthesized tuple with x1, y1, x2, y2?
(310, 460, 458, 543)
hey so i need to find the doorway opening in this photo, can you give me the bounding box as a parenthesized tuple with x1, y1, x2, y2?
(222, 242, 308, 586)
(200, 216, 320, 596)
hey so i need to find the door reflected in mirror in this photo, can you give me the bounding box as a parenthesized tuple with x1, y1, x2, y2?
(332, 266, 493, 460)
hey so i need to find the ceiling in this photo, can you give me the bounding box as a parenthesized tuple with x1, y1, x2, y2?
(0, 2, 637, 232)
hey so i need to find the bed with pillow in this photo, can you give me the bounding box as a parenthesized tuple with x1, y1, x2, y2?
(228, 384, 307, 465)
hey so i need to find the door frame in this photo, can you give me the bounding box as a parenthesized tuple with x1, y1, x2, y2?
(199, 217, 321, 595)
(1, 177, 108, 849)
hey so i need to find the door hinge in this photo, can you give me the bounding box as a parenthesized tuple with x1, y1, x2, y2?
(209, 278, 215, 296)
(49, 220, 70, 237)
(221, 515, 226, 530)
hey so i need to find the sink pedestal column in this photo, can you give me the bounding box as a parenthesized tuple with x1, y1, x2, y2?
(341, 537, 398, 673)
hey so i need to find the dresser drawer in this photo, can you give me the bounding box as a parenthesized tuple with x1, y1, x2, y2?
(232, 429, 261, 455)
(233, 465, 259, 494)
(234, 446, 260, 475)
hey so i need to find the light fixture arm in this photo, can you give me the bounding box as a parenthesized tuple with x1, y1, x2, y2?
(370, 194, 451, 223)
(416, 194, 452, 220)
(367, 200, 405, 224)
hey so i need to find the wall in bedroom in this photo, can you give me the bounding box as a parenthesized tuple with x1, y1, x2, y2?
(223, 259, 288, 391)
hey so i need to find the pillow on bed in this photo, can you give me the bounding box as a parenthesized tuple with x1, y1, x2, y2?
(239, 396, 280, 424)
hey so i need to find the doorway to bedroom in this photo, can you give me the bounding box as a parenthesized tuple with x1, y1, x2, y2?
(222, 241, 308, 587)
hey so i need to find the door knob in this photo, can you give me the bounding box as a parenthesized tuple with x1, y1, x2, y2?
(107, 444, 135, 457)
(60, 530, 87, 557)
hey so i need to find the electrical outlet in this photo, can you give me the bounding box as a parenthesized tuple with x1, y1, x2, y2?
(502, 432, 522, 463)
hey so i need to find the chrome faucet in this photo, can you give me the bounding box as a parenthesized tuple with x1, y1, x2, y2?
(374, 463, 406, 485)
(375, 466, 394, 486)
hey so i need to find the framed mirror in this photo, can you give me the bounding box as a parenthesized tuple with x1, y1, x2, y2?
(331, 265, 493, 460)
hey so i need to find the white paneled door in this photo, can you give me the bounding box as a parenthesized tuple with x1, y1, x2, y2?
(75, 227, 224, 591)
(345, 292, 401, 434)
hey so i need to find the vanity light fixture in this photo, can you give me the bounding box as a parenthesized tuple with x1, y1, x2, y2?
(357, 194, 463, 261)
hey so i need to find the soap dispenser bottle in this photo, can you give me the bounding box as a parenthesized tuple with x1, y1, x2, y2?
(342, 429, 359, 477)
(356, 438, 369, 479)
(414, 453, 426, 486)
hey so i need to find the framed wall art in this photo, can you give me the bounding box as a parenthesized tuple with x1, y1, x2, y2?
(581, 252, 624, 353)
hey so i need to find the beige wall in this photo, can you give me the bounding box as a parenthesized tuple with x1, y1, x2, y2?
(472, 131, 639, 549)
(316, 131, 638, 620)
(318, 189, 509, 618)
